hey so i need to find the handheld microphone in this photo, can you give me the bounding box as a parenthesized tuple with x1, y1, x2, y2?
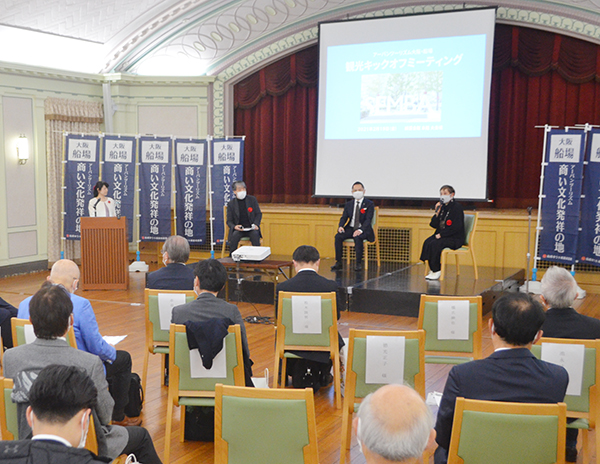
(93, 198, 101, 217)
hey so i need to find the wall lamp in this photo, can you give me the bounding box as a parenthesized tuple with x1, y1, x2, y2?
(16, 134, 29, 165)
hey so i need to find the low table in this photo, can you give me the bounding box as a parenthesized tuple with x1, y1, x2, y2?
(218, 258, 294, 303)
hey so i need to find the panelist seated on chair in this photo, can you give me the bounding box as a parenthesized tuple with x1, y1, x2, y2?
(420, 185, 464, 281)
(433, 293, 568, 464)
(331, 181, 375, 272)
(226, 181, 262, 254)
(146, 235, 195, 290)
(171, 259, 253, 384)
(356, 384, 436, 464)
(0, 365, 111, 463)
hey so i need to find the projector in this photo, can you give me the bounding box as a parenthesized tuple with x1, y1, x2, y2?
(231, 246, 271, 262)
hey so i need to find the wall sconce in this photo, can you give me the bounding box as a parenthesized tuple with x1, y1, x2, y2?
(16, 134, 29, 165)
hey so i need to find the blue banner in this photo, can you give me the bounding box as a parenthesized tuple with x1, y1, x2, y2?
(64, 134, 100, 240)
(175, 139, 207, 244)
(538, 129, 586, 264)
(211, 139, 244, 244)
(102, 135, 137, 242)
(139, 137, 172, 241)
(577, 129, 600, 266)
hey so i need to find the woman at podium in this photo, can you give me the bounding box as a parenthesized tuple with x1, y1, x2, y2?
(88, 180, 116, 217)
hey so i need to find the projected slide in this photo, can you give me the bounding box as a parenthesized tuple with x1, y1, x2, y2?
(325, 35, 486, 139)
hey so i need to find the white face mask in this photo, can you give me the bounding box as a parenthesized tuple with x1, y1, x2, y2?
(78, 412, 89, 448)
(236, 190, 247, 200)
(440, 194, 452, 204)
(352, 190, 364, 200)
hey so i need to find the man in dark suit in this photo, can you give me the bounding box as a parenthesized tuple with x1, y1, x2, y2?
(540, 266, 598, 461)
(146, 235, 195, 290)
(332, 181, 375, 272)
(226, 181, 262, 253)
(434, 292, 569, 464)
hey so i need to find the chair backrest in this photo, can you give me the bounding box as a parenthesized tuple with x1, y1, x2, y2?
(0, 377, 16, 440)
(463, 213, 478, 247)
(371, 206, 379, 232)
(11, 318, 77, 349)
(145, 289, 196, 347)
(169, 323, 245, 398)
(276, 292, 338, 351)
(345, 329, 425, 404)
(448, 397, 567, 464)
(215, 384, 318, 464)
(531, 337, 599, 423)
(417, 295, 482, 360)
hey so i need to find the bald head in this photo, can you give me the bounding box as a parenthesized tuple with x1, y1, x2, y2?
(356, 385, 434, 463)
(49, 260, 80, 293)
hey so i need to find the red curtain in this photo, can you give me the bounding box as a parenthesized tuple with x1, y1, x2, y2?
(234, 25, 600, 208)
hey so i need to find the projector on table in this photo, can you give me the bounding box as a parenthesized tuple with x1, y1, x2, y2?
(231, 246, 271, 262)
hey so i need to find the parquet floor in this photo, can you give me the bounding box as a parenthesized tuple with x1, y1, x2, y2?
(0, 268, 597, 463)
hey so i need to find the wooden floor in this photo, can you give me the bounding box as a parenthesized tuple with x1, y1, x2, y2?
(0, 268, 598, 464)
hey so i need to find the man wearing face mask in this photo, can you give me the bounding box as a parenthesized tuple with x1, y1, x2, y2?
(0, 365, 110, 463)
(17, 259, 139, 427)
(420, 185, 465, 280)
(4, 284, 163, 463)
(331, 181, 375, 272)
(226, 181, 262, 254)
(146, 235, 195, 290)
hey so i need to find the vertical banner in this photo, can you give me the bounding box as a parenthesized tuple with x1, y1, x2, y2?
(175, 139, 207, 244)
(211, 138, 245, 244)
(102, 135, 137, 242)
(538, 129, 586, 264)
(578, 129, 600, 266)
(63, 134, 100, 239)
(139, 137, 172, 241)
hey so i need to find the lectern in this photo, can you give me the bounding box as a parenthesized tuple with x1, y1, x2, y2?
(80, 217, 129, 290)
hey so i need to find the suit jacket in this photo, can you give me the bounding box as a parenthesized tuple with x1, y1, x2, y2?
(146, 262, 195, 290)
(338, 198, 375, 242)
(226, 195, 262, 239)
(541, 307, 600, 340)
(0, 440, 111, 464)
(435, 348, 568, 452)
(2, 339, 128, 459)
(88, 197, 116, 217)
(276, 269, 343, 318)
(171, 292, 250, 361)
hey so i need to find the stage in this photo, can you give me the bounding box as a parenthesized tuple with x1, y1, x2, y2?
(224, 256, 524, 318)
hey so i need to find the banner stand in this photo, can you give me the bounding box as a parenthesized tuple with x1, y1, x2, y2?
(130, 139, 148, 272)
(207, 136, 215, 259)
(60, 131, 67, 260)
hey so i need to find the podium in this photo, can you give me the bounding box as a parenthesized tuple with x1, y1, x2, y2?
(80, 217, 129, 290)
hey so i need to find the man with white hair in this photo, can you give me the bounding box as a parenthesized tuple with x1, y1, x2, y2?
(146, 235, 195, 290)
(540, 265, 599, 462)
(354, 384, 436, 463)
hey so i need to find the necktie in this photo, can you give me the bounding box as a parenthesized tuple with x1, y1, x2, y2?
(353, 201, 361, 231)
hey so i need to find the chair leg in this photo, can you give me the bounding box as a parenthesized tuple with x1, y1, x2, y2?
(141, 349, 149, 400)
(364, 243, 369, 270)
(164, 393, 174, 463)
(160, 353, 166, 387)
(471, 248, 478, 280)
(339, 403, 352, 464)
(179, 404, 186, 443)
(333, 350, 342, 409)
(375, 239, 381, 267)
(582, 427, 590, 464)
(281, 357, 288, 388)
(440, 251, 447, 281)
(273, 354, 281, 389)
(455, 253, 460, 276)
(345, 244, 351, 266)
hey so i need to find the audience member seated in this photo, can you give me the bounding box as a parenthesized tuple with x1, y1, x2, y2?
(18, 260, 138, 427)
(5, 284, 163, 464)
(146, 235, 195, 290)
(434, 292, 568, 464)
(0, 296, 18, 349)
(0, 364, 111, 463)
(355, 384, 436, 464)
(540, 265, 599, 462)
(276, 245, 344, 389)
(171, 259, 253, 384)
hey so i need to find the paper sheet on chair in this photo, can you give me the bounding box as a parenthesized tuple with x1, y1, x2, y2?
(189, 340, 227, 378)
(541, 342, 585, 396)
(437, 300, 470, 340)
(291, 295, 322, 334)
(24, 324, 36, 344)
(158, 293, 187, 331)
(365, 336, 405, 384)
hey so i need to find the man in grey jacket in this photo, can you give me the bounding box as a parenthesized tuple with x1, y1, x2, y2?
(3, 283, 162, 464)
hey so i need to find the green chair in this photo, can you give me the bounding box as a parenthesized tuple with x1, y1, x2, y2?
(142, 289, 196, 394)
(164, 323, 246, 463)
(214, 384, 319, 464)
(439, 212, 478, 281)
(448, 397, 567, 464)
(343, 206, 380, 269)
(0, 377, 16, 440)
(418, 295, 482, 365)
(11, 318, 77, 348)
(531, 337, 600, 464)
(273, 291, 341, 409)
(339, 329, 425, 464)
